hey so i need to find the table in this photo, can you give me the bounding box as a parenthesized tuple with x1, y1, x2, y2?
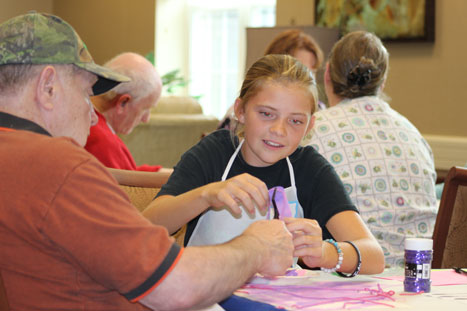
(228, 268, 467, 310)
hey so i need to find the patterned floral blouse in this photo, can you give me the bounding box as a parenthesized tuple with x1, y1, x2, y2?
(304, 96, 438, 267)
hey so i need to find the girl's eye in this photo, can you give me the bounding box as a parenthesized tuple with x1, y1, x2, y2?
(260, 111, 272, 117)
(290, 119, 304, 125)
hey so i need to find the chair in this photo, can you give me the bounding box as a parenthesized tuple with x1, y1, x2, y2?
(0, 272, 9, 311)
(432, 166, 467, 268)
(108, 168, 169, 212)
(108, 168, 186, 246)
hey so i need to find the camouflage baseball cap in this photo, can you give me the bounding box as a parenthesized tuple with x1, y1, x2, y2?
(0, 12, 130, 95)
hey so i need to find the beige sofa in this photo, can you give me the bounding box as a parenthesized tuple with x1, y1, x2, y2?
(119, 96, 219, 168)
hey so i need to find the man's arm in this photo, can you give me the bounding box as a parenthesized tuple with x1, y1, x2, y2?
(139, 219, 294, 310)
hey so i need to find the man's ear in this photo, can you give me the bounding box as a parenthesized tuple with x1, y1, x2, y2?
(36, 65, 58, 111)
(115, 94, 131, 114)
(233, 98, 245, 123)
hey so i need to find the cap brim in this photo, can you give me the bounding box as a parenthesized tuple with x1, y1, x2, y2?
(92, 77, 122, 95)
(75, 62, 131, 95)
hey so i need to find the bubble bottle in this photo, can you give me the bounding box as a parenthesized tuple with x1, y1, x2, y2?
(404, 238, 433, 293)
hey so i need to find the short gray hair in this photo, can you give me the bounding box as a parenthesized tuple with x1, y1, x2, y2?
(0, 64, 79, 95)
(102, 54, 161, 101)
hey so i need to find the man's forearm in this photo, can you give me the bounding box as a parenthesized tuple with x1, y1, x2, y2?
(140, 235, 263, 310)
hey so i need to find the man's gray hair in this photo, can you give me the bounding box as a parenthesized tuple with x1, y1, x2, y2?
(0, 64, 79, 95)
(102, 53, 161, 102)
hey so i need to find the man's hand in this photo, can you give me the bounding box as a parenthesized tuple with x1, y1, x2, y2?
(241, 219, 294, 277)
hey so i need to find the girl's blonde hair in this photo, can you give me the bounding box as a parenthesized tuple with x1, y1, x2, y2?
(328, 31, 389, 99)
(233, 54, 318, 138)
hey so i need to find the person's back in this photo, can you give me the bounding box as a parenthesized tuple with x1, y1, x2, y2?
(306, 31, 438, 267)
(308, 96, 437, 266)
(0, 127, 160, 309)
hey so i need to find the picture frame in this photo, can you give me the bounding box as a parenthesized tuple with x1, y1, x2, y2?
(315, 0, 435, 42)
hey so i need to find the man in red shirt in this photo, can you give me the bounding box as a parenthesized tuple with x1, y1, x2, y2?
(0, 12, 293, 310)
(85, 52, 172, 175)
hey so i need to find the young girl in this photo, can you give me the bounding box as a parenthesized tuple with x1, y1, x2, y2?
(144, 54, 384, 275)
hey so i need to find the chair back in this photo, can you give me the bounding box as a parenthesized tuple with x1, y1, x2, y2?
(0, 272, 9, 311)
(432, 166, 467, 268)
(119, 184, 160, 213)
(109, 168, 186, 246)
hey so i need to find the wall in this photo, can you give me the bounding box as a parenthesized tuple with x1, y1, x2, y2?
(276, 0, 315, 26)
(54, 0, 155, 65)
(0, 0, 53, 23)
(276, 0, 467, 169)
(0, 0, 155, 65)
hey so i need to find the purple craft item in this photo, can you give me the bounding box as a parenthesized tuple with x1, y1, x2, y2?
(268, 186, 291, 219)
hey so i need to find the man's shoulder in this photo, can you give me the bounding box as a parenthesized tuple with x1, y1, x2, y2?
(11, 130, 97, 167)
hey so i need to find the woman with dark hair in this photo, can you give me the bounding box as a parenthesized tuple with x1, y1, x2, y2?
(264, 29, 324, 75)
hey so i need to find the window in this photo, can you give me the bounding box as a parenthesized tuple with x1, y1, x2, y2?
(156, 0, 275, 120)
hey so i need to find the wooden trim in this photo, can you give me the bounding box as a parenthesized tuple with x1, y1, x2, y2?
(424, 135, 467, 171)
(107, 168, 170, 188)
(432, 166, 467, 268)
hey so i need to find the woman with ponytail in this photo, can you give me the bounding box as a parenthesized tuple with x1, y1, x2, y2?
(306, 31, 438, 268)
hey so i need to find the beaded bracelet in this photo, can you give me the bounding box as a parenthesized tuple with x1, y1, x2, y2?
(337, 240, 361, 278)
(320, 239, 343, 273)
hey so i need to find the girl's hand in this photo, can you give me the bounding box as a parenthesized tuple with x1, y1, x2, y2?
(200, 173, 269, 215)
(283, 217, 323, 268)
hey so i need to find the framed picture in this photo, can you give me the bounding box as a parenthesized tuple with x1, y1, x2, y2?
(315, 0, 435, 42)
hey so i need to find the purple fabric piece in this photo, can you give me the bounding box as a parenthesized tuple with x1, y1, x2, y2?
(268, 186, 291, 219)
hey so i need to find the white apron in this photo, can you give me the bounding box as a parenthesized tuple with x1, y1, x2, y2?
(187, 140, 304, 246)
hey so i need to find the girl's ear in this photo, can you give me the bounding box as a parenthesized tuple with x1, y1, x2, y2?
(305, 115, 316, 135)
(36, 65, 58, 111)
(233, 98, 245, 123)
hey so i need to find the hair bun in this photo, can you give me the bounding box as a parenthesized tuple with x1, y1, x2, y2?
(347, 65, 372, 87)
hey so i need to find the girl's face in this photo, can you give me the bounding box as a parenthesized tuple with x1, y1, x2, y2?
(234, 82, 315, 167)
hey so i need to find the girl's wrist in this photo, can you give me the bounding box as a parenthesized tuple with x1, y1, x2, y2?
(198, 184, 213, 208)
(321, 239, 341, 270)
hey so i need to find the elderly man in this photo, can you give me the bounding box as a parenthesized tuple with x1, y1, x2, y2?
(85, 52, 169, 173)
(0, 12, 293, 310)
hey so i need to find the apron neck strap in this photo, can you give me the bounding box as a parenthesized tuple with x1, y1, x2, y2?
(221, 139, 296, 188)
(222, 139, 244, 181)
(285, 157, 296, 188)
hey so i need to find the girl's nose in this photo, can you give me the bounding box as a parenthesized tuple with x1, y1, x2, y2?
(270, 119, 286, 136)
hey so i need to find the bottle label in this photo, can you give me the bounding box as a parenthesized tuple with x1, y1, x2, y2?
(405, 262, 431, 279)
